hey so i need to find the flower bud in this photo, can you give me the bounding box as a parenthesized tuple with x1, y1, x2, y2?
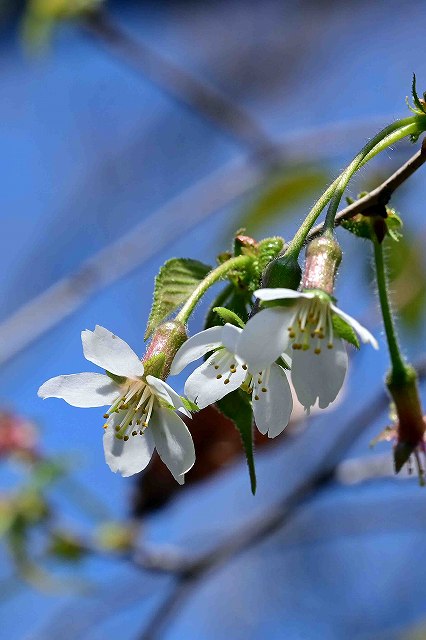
(301, 236, 342, 295)
(261, 253, 302, 290)
(143, 321, 188, 379)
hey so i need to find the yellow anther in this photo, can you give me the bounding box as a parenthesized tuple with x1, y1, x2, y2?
(254, 395, 259, 401)
(242, 364, 248, 370)
(103, 413, 109, 419)
(103, 423, 108, 429)
(224, 379, 230, 385)
(216, 374, 222, 379)
(123, 435, 129, 441)
(314, 347, 321, 354)
(327, 343, 333, 349)
(261, 387, 267, 393)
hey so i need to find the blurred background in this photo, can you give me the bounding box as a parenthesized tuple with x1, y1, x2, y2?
(1, 0, 426, 638)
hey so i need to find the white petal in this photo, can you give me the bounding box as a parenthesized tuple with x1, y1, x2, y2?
(146, 375, 191, 418)
(103, 418, 155, 477)
(38, 373, 119, 408)
(184, 350, 246, 409)
(331, 304, 379, 349)
(254, 288, 314, 301)
(221, 323, 243, 358)
(151, 407, 195, 483)
(82, 325, 145, 378)
(237, 308, 294, 371)
(252, 363, 293, 437)
(169, 326, 224, 375)
(291, 338, 348, 412)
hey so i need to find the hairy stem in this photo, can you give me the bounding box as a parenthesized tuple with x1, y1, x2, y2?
(286, 116, 426, 256)
(176, 255, 251, 324)
(323, 118, 424, 232)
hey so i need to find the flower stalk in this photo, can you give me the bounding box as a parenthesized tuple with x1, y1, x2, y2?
(285, 116, 426, 259)
(176, 255, 252, 324)
(373, 239, 426, 472)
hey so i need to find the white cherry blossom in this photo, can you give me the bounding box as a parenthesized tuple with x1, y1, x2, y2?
(170, 323, 292, 438)
(238, 288, 378, 413)
(38, 325, 195, 482)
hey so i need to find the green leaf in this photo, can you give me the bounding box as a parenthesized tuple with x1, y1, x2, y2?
(181, 396, 200, 413)
(213, 307, 245, 328)
(332, 314, 360, 349)
(205, 284, 251, 330)
(145, 258, 212, 339)
(216, 390, 256, 494)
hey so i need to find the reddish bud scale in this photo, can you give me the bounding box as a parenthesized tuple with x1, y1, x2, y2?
(301, 236, 342, 296)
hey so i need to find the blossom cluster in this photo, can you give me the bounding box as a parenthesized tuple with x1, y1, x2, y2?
(38, 288, 377, 481)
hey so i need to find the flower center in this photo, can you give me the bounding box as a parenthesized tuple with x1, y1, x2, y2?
(210, 348, 242, 386)
(288, 297, 334, 354)
(102, 379, 155, 441)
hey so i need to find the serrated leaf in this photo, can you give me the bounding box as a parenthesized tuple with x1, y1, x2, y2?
(213, 307, 245, 328)
(332, 314, 360, 349)
(216, 390, 256, 494)
(145, 258, 212, 339)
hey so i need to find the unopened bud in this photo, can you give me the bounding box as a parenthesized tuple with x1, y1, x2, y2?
(143, 321, 187, 378)
(261, 253, 302, 290)
(301, 236, 342, 295)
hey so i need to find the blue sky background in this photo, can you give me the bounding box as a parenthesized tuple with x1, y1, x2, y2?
(2, 1, 426, 638)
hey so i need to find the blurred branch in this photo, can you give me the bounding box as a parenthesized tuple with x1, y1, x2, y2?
(81, 10, 276, 162)
(0, 116, 395, 367)
(135, 354, 426, 639)
(308, 137, 426, 240)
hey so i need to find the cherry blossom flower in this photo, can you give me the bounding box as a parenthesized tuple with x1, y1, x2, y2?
(238, 288, 378, 413)
(38, 326, 195, 482)
(170, 323, 292, 437)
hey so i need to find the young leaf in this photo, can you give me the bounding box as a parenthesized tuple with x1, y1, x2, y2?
(205, 284, 251, 330)
(145, 258, 211, 339)
(213, 307, 245, 328)
(332, 314, 360, 349)
(216, 390, 256, 494)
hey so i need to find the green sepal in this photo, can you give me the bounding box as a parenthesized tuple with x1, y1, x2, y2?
(145, 258, 212, 339)
(386, 208, 403, 242)
(216, 390, 256, 494)
(332, 314, 360, 349)
(213, 307, 245, 328)
(181, 396, 200, 413)
(276, 355, 291, 370)
(143, 353, 166, 378)
(106, 371, 127, 385)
